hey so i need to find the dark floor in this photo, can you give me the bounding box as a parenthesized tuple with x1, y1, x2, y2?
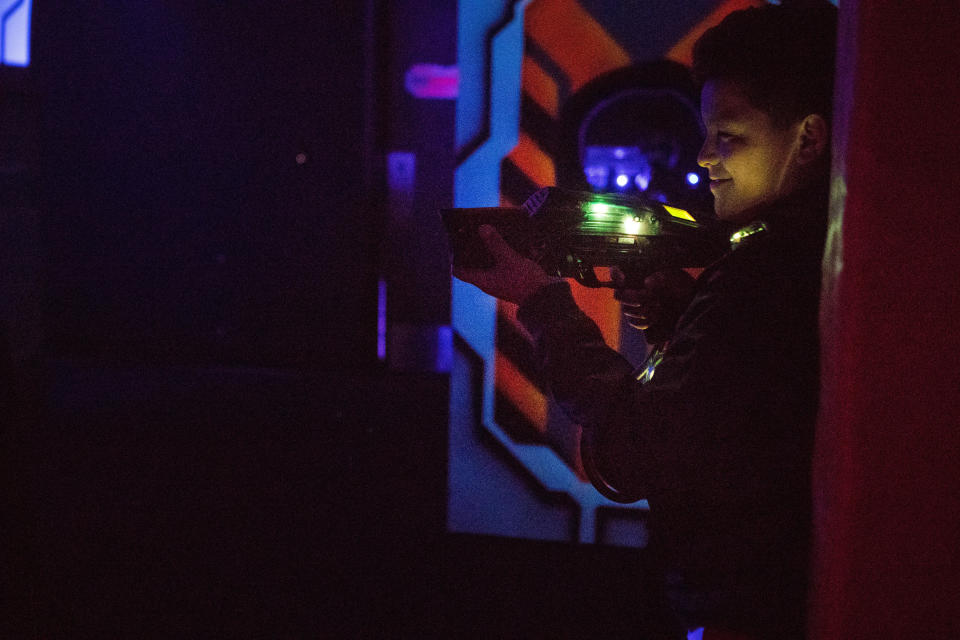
(4, 361, 678, 638)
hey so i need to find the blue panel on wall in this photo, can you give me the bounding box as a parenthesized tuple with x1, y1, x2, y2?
(1, 0, 31, 66)
(450, 0, 654, 547)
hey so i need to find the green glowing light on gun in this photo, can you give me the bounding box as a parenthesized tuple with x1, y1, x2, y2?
(622, 216, 643, 235)
(584, 202, 613, 218)
(583, 202, 638, 221)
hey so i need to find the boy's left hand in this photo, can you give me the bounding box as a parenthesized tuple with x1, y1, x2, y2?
(613, 267, 696, 345)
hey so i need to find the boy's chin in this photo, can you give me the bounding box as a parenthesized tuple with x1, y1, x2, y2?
(715, 203, 759, 225)
(714, 196, 774, 225)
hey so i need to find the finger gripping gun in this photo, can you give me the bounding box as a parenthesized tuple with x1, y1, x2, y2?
(442, 187, 729, 288)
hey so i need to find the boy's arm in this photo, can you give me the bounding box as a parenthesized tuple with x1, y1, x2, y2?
(518, 281, 682, 501)
(517, 272, 750, 503)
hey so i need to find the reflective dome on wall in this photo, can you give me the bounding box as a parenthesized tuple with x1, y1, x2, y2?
(555, 60, 713, 217)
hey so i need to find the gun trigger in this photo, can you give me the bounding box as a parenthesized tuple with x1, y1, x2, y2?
(575, 263, 602, 288)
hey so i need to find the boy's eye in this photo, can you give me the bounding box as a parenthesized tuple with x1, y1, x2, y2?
(717, 132, 737, 143)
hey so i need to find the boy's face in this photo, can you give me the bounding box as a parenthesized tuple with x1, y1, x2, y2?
(697, 78, 803, 223)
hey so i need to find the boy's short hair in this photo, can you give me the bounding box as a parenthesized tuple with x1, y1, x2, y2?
(692, 4, 837, 128)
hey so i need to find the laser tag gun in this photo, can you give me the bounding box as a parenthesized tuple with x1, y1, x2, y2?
(442, 187, 729, 289)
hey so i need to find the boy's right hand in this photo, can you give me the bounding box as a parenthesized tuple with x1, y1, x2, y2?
(613, 268, 696, 345)
(452, 225, 561, 306)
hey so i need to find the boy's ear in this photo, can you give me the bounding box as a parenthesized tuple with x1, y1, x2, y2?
(795, 114, 829, 165)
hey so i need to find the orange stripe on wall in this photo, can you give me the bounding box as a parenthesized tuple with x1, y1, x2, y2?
(525, 0, 631, 92)
(498, 271, 622, 351)
(568, 268, 622, 351)
(665, 0, 766, 67)
(495, 350, 550, 432)
(507, 131, 556, 188)
(522, 55, 560, 118)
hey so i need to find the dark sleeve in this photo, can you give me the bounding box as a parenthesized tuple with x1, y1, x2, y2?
(517, 266, 788, 504)
(517, 281, 636, 427)
(516, 280, 719, 502)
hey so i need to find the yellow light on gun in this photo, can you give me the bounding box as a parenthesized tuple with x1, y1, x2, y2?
(662, 205, 695, 221)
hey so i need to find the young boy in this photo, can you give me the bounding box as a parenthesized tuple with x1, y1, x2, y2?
(454, 6, 837, 638)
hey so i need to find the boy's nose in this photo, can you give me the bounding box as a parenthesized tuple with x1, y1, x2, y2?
(697, 138, 718, 168)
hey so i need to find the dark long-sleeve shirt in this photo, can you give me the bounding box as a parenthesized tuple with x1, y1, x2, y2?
(517, 192, 827, 638)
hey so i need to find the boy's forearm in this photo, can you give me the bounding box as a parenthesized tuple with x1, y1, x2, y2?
(517, 281, 635, 433)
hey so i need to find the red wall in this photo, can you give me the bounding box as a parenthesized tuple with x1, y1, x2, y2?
(812, 3, 960, 638)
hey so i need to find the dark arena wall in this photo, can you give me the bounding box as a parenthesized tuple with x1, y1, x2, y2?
(33, 1, 377, 368)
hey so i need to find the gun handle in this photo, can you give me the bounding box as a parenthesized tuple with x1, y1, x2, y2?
(618, 264, 652, 291)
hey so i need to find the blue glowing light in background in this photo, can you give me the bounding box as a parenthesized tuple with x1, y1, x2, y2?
(686, 171, 700, 186)
(585, 164, 609, 190)
(1, 0, 31, 67)
(615, 174, 629, 188)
